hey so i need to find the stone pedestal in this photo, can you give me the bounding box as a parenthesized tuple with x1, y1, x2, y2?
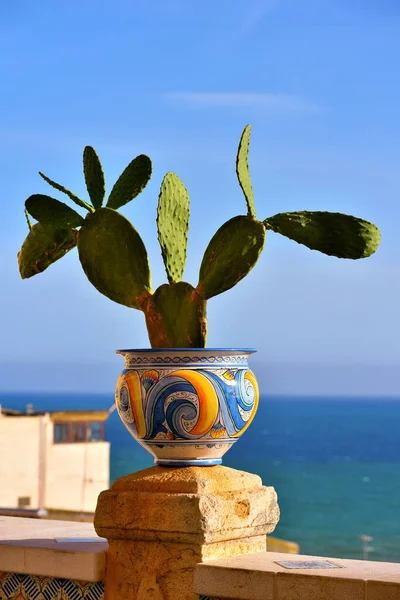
(94, 465, 279, 600)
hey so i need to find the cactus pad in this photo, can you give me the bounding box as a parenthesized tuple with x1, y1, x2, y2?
(18, 224, 77, 279)
(83, 146, 105, 208)
(264, 211, 381, 259)
(39, 172, 93, 212)
(197, 215, 266, 299)
(236, 125, 256, 218)
(77, 207, 151, 309)
(106, 155, 152, 210)
(157, 172, 190, 284)
(143, 282, 207, 348)
(25, 194, 84, 228)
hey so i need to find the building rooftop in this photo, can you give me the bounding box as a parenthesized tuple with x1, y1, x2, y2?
(0, 406, 112, 421)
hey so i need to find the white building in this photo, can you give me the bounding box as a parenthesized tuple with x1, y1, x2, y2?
(0, 406, 110, 519)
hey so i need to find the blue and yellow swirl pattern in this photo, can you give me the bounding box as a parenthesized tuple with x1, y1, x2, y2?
(116, 367, 259, 443)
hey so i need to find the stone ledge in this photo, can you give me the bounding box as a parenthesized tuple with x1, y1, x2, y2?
(194, 551, 400, 600)
(0, 516, 107, 581)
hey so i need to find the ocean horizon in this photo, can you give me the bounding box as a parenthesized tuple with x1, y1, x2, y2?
(1, 391, 400, 563)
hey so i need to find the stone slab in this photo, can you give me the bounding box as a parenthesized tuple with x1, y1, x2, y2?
(0, 516, 106, 581)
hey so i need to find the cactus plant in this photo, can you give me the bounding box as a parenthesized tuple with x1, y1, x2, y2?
(18, 127, 381, 348)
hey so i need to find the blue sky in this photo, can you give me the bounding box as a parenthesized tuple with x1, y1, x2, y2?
(1, 0, 399, 393)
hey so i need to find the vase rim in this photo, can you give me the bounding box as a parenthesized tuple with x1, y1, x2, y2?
(116, 347, 257, 355)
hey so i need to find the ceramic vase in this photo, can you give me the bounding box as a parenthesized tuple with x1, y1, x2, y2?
(115, 348, 259, 466)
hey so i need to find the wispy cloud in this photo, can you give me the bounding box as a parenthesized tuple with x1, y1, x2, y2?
(165, 92, 324, 114)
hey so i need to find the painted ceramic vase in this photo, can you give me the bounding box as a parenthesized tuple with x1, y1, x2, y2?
(115, 348, 259, 467)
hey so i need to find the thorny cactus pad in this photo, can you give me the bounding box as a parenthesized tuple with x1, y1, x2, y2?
(19, 126, 381, 348)
(157, 172, 190, 284)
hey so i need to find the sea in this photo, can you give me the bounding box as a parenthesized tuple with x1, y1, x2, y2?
(1, 392, 400, 563)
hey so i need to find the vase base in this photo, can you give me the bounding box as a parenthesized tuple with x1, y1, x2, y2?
(155, 458, 222, 467)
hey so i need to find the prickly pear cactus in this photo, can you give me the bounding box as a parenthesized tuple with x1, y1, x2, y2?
(196, 216, 266, 299)
(157, 172, 190, 284)
(77, 208, 152, 309)
(18, 125, 381, 349)
(143, 282, 207, 348)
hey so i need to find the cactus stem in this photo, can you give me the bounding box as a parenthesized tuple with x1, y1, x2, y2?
(136, 289, 153, 311)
